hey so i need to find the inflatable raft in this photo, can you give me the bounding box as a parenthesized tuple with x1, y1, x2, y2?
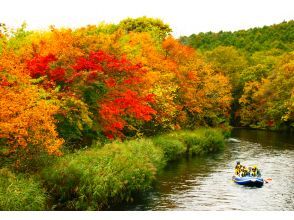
(232, 175, 264, 187)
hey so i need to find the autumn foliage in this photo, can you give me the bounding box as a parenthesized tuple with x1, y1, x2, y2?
(0, 52, 63, 169)
(0, 18, 293, 210)
(182, 20, 294, 130)
(0, 18, 234, 170)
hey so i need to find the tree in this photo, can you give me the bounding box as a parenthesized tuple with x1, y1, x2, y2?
(162, 37, 232, 128)
(0, 52, 63, 170)
(239, 52, 294, 129)
(204, 46, 248, 85)
(118, 17, 172, 40)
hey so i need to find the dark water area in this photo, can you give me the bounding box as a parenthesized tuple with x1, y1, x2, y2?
(114, 128, 294, 211)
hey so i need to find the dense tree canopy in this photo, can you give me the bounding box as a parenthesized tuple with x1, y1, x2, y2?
(0, 17, 234, 170)
(180, 20, 294, 53)
(1, 18, 293, 171)
(181, 20, 294, 130)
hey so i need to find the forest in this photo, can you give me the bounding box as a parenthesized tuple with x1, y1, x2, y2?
(180, 20, 294, 128)
(0, 17, 293, 210)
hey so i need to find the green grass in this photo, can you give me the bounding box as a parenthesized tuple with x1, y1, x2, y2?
(0, 168, 46, 210)
(178, 129, 225, 155)
(41, 128, 225, 210)
(153, 128, 225, 156)
(41, 138, 165, 210)
(0, 128, 225, 210)
(152, 134, 186, 161)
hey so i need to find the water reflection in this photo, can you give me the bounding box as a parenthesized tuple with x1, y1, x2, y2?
(114, 128, 294, 211)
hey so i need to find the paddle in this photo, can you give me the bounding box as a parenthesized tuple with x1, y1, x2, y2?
(264, 178, 272, 183)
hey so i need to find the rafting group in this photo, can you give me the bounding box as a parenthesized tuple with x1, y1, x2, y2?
(232, 161, 269, 187)
(234, 161, 261, 177)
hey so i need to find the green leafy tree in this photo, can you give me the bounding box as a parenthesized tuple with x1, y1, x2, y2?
(118, 16, 172, 40)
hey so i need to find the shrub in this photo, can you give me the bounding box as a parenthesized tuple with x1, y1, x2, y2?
(200, 129, 225, 152)
(41, 138, 165, 210)
(152, 135, 186, 161)
(0, 168, 46, 210)
(0, 82, 63, 172)
(41, 128, 225, 210)
(178, 129, 225, 155)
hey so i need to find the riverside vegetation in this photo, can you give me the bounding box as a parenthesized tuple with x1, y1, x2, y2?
(0, 17, 293, 210)
(1, 129, 224, 210)
(180, 20, 294, 129)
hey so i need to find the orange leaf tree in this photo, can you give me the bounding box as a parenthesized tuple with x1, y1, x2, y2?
(0, 52, 63, 170)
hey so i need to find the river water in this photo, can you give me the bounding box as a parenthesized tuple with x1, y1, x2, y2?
(115, 128, 294, 211)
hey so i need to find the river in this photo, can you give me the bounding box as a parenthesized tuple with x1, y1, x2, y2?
(114, 128, 294, 211)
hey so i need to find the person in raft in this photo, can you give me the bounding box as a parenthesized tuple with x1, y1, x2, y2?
(240, 166, 250, 177)
(234, 161, 242, 175)
(235, 162, 255, 177)
(250, 165, 261, 177)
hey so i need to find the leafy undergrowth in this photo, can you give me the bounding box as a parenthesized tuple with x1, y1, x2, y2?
(41, 128, 225, 210)
(42, 139, 164, 210)
(0, 168, 46, 210)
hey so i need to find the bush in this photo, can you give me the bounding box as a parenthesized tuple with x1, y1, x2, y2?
(0, 168, 46, 210)
(41, 128, 225, 210)
(178, 129, 225, 155)
(41, 139, 165, 210)
(152, 135, 186, 161)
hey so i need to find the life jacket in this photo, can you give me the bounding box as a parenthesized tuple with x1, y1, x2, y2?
(244, 168, 249, 176)
(235, 168, 240, 175)
(235, 164, 241, 175)
(251, 170, 257, 176)
(241, 169, 248, 177)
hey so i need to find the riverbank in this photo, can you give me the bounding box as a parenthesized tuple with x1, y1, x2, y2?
(114, 128, 294, 211)
(0, 128, 225, 210)
(233, 126, 294, 133)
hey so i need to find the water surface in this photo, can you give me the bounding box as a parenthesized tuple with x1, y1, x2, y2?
(115, 128, 294, 211)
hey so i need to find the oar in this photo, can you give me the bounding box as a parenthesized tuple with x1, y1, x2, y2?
(264, 178, 272, 183)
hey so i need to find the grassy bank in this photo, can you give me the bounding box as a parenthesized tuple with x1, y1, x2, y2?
(41, 128, 225, 210)
(0, 168, 46, 210)
(42, 139, 165, 210)
(0, 128, 225, 210)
